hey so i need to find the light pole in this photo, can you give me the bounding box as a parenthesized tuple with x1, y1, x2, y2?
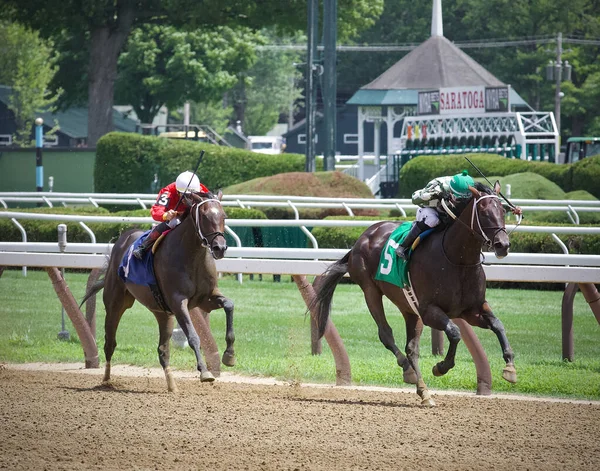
(545, 32, 572, 143)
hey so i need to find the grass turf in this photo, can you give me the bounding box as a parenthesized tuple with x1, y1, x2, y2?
(0, 269, 598, 400)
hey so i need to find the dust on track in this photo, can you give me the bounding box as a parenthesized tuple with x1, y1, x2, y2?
(1, 363, 599, 470)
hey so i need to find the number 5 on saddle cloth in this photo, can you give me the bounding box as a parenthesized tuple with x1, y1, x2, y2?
(375, 222, 435, 288)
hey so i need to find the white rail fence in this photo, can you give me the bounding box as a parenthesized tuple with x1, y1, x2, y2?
(1, 243, 600, 284)
(2, 213, 599, 394)
(2, 192, 600, 223)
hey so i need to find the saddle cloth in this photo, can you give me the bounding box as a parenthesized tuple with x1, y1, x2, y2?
(374, 222, 434, 288)
(118, 230, 157, 286)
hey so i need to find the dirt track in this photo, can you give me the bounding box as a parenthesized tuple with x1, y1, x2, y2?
(1, 364, 599, 470)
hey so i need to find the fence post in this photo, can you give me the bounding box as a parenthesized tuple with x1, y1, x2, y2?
(35, 117, 44, 198)
(57, 224, 70, 341)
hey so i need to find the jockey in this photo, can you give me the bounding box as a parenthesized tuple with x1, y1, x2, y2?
(132, 170, 209, 260)
(395, 170, 475, 261)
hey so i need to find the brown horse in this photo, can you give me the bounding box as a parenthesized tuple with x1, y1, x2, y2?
(312, 182, 517, 406)
(82, 190, 235, 392)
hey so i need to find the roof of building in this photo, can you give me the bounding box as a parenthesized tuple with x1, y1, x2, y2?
(347, 87, 529, 108)
(0, 85, 138, 138)
(363, 35, 505, 91)
(346, 35, 529, 108)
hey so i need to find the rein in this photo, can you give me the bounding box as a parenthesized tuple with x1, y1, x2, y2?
(192, 198, 225, 254)
(441, 194, 505, 248)
(440, 193, 505, 266)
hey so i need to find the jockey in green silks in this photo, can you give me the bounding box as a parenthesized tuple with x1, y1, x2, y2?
(395, 170, 475, 260)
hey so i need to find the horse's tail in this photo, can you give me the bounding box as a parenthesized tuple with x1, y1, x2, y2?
(310, 251, 351, 339)
(79, 259, 109, 308)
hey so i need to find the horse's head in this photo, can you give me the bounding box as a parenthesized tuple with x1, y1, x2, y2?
(468, 181, 510, 258)
(187, 190, 228, 260)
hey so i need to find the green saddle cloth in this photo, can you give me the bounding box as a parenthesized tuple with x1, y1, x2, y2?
(374, 222, 413, 288)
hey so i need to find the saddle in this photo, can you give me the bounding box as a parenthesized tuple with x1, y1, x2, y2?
(151, 230, 171, 255)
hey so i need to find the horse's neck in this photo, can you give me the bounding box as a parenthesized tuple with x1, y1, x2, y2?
(442, 201, 482, 264)
(169, 214, 207, 257)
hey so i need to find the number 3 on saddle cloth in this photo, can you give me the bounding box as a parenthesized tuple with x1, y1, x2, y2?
(118, 230, 172, 312)
(374, 222, 434, 288)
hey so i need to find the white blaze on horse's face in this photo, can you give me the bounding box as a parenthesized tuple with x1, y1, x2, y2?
(194, 199, 228, 260)
(479, 195, 510, 259)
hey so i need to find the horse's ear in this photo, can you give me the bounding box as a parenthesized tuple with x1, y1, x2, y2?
(468, 186, 481, 198)
(493, 180, 501, 195)
(216, 190, 223, 201)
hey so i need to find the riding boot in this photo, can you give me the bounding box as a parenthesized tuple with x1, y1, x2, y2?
(132, 227, 162, 260)
(395, 223, 425, 261)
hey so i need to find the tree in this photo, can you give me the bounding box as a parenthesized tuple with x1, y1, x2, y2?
(337, 0, 600, 137)
(230, 34, 304, 136)
(6, 0, 383, 146)
(0, 22, 60, 145)
(115, 25, 261, 124)
(189, 100, 234, 136)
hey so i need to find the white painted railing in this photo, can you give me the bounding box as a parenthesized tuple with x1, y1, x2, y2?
(2, 192, 599, 228)
(1, 243, 600, 283)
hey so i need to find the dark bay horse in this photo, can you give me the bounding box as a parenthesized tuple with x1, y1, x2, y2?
(82, 190, 235, 392)
(312, 182, 516, 406)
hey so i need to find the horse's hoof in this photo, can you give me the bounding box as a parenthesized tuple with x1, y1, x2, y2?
(222, 352, 236, 367)
(100, 380, 116, 390)
(502, 365, 517, 384)
(200, 371, 215, 382)
(421, 397, 436, 407)
(403, 368, 418, 384)
(432, 364, 444, 377)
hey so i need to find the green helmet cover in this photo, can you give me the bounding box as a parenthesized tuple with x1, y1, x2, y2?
(450, 170, 475, 196)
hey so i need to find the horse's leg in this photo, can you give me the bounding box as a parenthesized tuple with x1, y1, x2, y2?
(199, 293, 236, 367)
(361, 283, 416, 384)
(102, 286, 134, 384)
(421, 305, 461, 377)
(152, 312, 179, 392)
(403, 312, 434, 406)
(479, 302, 517, 383)
(172, 298, 215, 383)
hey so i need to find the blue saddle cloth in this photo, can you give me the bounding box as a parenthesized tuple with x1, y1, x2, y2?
(118, 230, 158, 286)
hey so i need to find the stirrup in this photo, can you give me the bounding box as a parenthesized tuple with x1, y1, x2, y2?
(132, 246, 146, 260)
(395, 246, 409, 260)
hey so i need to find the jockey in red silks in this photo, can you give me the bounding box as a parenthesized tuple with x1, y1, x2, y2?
(133, 171, 209, 260)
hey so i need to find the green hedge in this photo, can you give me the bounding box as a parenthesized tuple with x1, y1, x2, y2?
(95, 132, 309, 193)
(311, 217, 600, 255)
(0, 206, 267, 244)
(398, 154, 600, 198)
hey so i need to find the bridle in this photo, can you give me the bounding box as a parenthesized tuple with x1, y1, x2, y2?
(441, 193, 507, 250)
(190, 198, 226, 254)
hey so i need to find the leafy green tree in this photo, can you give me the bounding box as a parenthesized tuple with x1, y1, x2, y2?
(337, 0, 600, 138)
(115, 25, 261, 124)
(189, 100, 234, 136)
(230, 38, 304, 136)
(6, 0, 383, 146)
(0, 22, 60, 145)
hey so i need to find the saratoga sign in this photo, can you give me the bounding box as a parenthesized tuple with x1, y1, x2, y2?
(418, 86, 510, 115)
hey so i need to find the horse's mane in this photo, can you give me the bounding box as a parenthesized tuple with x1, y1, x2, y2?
(196, 190, 216, 199)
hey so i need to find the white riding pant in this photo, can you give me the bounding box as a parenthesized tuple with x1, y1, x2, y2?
(416, 207, 441, 228)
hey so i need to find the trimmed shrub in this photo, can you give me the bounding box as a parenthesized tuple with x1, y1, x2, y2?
(311, 216, 600, 255)
(571, 155, 600, 199)
(95, 132, 310, 193)
(0, 206, 268, 244)
(398, 154, 573, 197)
